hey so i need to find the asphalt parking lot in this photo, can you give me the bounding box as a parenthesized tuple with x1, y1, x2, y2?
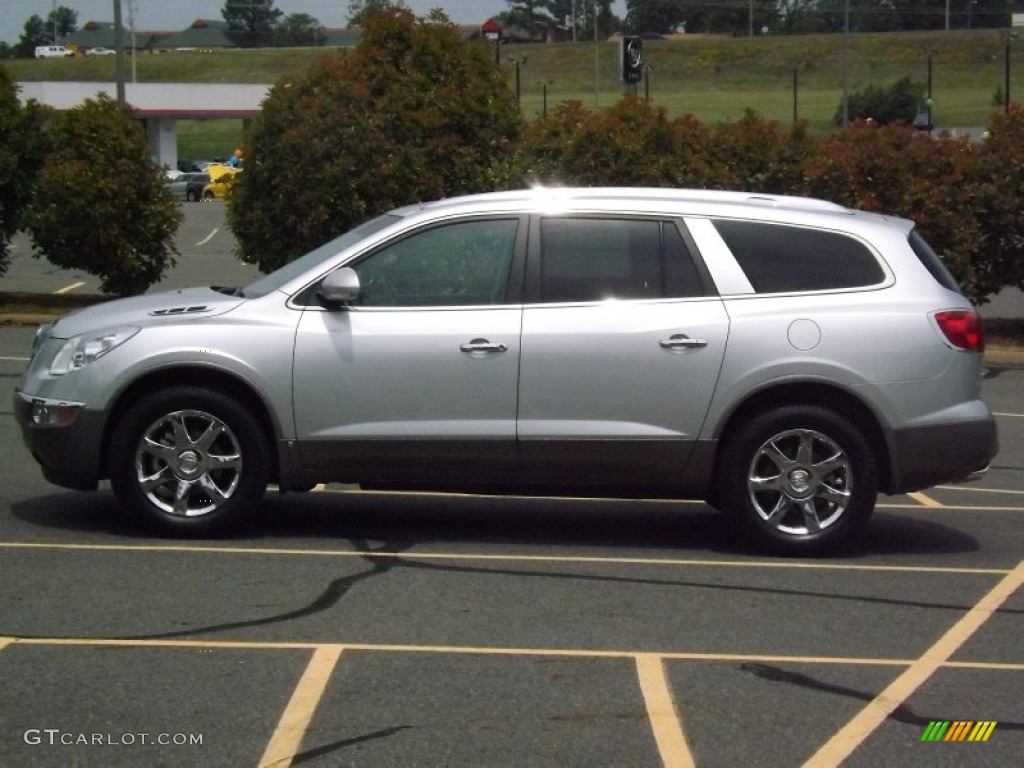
(0, 315, 1021, 767)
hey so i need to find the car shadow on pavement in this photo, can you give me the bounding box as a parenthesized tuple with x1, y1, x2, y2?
(10, 488, 982, 560)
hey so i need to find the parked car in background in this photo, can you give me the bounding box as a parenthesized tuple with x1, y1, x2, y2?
(201, 170, 241, 200)
(86, 47, 117, 56)
(13, 188, 997, 554)
(181, 173, 211, 202)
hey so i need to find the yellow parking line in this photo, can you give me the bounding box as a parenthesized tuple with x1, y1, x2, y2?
(907, 491, 943, 508)
(804, 559, 1024, 766)
(936, 485, 1024, 496)
(878, 502, 1024, 512)
(0, 637, 13, 652)
(53, 281, 85, 294)
(258, 645, 343, 768)
(636, 654, 695, 768)
(992, 411, 1024, 418)
(7, 635, 1024, 670)
(0, 356, 30, 362)
(0, 541, 1011, 575)
(195, 228, 219, 246)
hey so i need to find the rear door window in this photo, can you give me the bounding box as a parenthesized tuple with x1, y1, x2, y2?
(711, 219, 885, 293)
(532, 217, 707, 303)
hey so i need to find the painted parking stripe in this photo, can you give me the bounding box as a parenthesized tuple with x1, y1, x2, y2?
(4, 636, 1023, 671)
(258, 644, 343, 768)
(804, 559, 1024, 766)
(936, 485, 1024, 496)
(196, 228, 219, 246)
(907, 491, 943, 508)
(53, 281, 85, 294)
(0, 541, 1012, 575)
(636, 654, 695, 768)
(992, 411, 1024, 418)
(0, 356, 30, 362)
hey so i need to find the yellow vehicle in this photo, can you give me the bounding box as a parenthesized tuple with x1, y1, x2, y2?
(201, 169, 241, 200)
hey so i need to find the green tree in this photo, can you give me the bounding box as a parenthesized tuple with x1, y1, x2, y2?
(26, 96, 181, 296)
(625, 0, 685, 34)
(47, 6, 78, 40)
(276, 13, 324, 46)
(347, 0, 407, 26)
(229, 8, 522, 273)
(0, 67, 52, 277)
(969, 108, 1024, 300)
(222, 0, 282, 47)
(16, 15, 49, 57)
(834, 77, 924, 126)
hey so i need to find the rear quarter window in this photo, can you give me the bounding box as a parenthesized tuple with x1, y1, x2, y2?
(907, 229, 963, 295)
(712, 219, 885, 293)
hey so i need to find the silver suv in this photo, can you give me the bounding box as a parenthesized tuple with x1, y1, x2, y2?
(14, 188, 997, 553)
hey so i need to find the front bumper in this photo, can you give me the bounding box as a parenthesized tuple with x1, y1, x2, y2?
(888, 416, 998, 494)
(14, 389, 107, 491)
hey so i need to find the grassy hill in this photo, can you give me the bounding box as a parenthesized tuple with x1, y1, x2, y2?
(3, 28, 1015, 155)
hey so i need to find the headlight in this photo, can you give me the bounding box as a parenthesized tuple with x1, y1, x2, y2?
(49, 326, 139, 375)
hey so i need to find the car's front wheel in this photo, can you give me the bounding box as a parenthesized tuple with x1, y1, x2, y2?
(109, 387, 269, 536)
(717, 405, 878, 555)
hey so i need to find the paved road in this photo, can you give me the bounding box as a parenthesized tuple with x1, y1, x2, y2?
(1, 325, 1021, 767)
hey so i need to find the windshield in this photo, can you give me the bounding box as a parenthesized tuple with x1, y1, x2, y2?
(241, 214, 402, 298)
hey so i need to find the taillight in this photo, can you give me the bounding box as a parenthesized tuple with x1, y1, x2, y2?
(933, 310, 984, 352)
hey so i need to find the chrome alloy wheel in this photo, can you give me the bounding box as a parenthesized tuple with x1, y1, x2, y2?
(746, 428, 852, 535)
(134, 409, 243, 517)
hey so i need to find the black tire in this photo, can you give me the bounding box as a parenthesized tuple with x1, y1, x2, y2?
(186, 189, 197, 202)
(108, 387, 270, 536)
(203, 191, 215, 201)
(716, 405, 877, 555)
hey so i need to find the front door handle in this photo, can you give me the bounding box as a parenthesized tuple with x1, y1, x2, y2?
(659, 334, 708, 350)
(460, 338, 508, 354)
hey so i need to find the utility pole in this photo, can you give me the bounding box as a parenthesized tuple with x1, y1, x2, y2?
(113, 0, 126, 104)
(126, 0, 138, 83)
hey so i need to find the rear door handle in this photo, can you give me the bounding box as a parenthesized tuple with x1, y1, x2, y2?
(659, 334, 708, 350)
(460, 338, 508, 354)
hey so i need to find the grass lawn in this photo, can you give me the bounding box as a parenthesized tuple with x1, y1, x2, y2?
(5, 28, 1016, 134)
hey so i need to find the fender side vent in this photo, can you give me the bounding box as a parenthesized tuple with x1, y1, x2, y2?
(149, 305, 210, 316)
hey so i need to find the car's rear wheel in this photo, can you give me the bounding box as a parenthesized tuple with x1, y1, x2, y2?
(203, 191, 215, 201)
(109, 387, 269, 536)
(717, 405, 877, 555)
(186, 189, 197, 202)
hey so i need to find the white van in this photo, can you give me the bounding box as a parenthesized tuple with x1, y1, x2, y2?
(34, 46, 73, 58)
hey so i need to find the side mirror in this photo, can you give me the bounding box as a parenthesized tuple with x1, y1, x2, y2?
(317, 267, 361, 307)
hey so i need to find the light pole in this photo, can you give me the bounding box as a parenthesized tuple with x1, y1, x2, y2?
(113, 0, 126, 104)
(841, 0, 850, 126)
(793, 66, 798, 123)
(926, 50, 933, 129)
(510, 57, 523, 105)
(1006, 31, 1018, 115)
(593, 0, 600, 109)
